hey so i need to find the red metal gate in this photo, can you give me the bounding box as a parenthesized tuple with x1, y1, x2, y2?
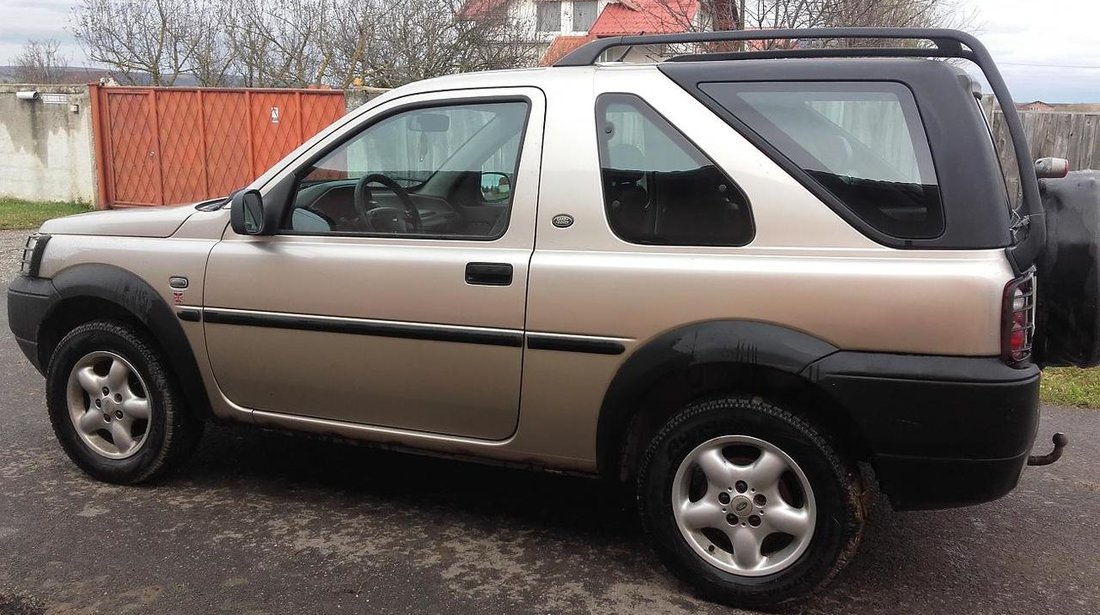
(89, 85, 346, 208)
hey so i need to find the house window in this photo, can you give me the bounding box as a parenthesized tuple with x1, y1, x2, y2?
(537, 1, 562, 32)
(573, 1, 598, 31)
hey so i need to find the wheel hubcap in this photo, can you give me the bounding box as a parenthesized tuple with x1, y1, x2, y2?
(66, 351, 152, 459)
(671, 435, 816, 577)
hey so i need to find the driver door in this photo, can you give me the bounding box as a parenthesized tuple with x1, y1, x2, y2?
(202, 89, 543, 440)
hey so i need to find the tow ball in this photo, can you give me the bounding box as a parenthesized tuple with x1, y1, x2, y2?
(1027, 433, 1068, 466)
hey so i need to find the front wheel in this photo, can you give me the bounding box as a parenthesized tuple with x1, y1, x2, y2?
(46, 320, 204, 484)
(637, 396, 865, 610)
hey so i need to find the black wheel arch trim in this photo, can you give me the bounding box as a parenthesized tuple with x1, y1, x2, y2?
(596, 320, 839, 479)
(38, 264, 213, 419)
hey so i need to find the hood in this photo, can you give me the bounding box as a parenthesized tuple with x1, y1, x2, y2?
(38, 203, 199, 238)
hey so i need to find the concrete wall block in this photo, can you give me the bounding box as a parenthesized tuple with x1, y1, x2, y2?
(345, 87, 391, 113)
(0, 84, 96, 205)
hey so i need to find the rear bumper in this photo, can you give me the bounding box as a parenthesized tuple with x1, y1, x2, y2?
(806, 352, 1040, 510)
(7, 275, 59, 374)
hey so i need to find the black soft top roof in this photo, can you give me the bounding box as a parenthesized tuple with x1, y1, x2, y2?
(659, 57, 1012, 250)
(560, 29, 1042, 271)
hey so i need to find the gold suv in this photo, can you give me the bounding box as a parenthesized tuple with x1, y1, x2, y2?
(7, 29, 1079, 609)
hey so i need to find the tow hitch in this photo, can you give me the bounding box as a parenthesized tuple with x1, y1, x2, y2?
(1027, 433, 1068, 466)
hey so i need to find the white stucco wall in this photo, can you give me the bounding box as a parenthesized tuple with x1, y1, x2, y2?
(0, 85, 96, 205)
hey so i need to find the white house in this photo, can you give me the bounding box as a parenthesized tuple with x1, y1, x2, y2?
(460, 0, 732, 65)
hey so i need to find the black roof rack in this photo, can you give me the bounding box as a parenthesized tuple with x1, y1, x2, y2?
(555, 28, 1044, 275)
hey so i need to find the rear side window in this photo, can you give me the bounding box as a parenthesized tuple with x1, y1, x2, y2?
(700, 82, 943, 239)
(596, 94, 753, 246)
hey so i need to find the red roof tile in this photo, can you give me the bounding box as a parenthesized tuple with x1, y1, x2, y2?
(458, 0, 508, 20)
(540, 34, 598, 66)
(588, 0, 700, 36)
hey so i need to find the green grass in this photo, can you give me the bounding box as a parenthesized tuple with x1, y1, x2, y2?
(0, 198, 92, 230)
(1041, 367, 1100, 408)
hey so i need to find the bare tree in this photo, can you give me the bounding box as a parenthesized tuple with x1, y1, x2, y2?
(224, 0, 337, 87)
(12, 39, 70, 84)
(71, 0, 539, 89)
(189, 0, 238, 86)
(333, 0, 538, 89)
(73, 0, 207, 85)
(634, 0, 972, 55)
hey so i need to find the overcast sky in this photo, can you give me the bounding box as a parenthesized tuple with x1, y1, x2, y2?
(0, 0, 1097, 102)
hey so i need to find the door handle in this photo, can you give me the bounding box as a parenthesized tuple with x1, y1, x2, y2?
(465, 262, 513, 286)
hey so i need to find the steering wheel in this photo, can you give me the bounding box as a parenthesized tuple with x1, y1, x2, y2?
(353, 173, 423, 234)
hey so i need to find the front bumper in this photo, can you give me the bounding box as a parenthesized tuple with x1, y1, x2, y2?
(806, 352, 1040, 510)
(7, 275, 59, 374)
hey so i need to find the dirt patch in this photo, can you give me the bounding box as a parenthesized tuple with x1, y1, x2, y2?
(0, 589, 46, 615)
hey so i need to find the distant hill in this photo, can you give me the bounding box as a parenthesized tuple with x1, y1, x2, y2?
(0, 65, 105, 84)
(0, 65, 202, 86)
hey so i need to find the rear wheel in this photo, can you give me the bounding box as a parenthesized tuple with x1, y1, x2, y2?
(46, 320, 204, 484)
(637, 396, 864, 609)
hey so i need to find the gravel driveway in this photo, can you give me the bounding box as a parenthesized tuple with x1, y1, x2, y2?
(0, 230, 28, 283)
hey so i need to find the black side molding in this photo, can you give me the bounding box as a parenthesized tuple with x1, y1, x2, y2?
(177, 309, 202, 322)
(204, 309, 524, 348)
(526, 333, 625, 355)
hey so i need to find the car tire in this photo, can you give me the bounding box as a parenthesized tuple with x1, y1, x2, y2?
(45, 320, 204, 484)
(637, 396, 865, 610)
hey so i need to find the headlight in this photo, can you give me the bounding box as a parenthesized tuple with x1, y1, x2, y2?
(20, 233, 50, 277)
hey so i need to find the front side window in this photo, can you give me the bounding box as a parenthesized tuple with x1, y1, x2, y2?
(701, 81, 943, 239)
(285, 100, 529, 239)
(537, 1, 562, 31)
(572, 0, 598, 31)
(596, 94, 753, 246)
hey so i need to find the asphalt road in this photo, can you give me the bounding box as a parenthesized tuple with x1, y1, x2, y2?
(1, 231, 1098, 615)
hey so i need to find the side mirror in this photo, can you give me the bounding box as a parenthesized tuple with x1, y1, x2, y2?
(229, 189, 267, 235)
(1035, 157, 1070, 179)
(479, 172, 511, 202)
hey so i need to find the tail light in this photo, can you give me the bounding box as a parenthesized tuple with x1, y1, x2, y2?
(1002, 272, 1036, 365)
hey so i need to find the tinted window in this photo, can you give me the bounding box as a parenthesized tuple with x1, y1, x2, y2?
(701, 82, 943, 239)
(285, 101, 528, 239)
(596, 94, 753, 246)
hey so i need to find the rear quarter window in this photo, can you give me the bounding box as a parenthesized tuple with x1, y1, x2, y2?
(596, 93, 754, 247)
(700, 81, 944, 239)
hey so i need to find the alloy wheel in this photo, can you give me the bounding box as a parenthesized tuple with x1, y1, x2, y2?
(65, 351, 152, 459)
(671, 434, 816, 576)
